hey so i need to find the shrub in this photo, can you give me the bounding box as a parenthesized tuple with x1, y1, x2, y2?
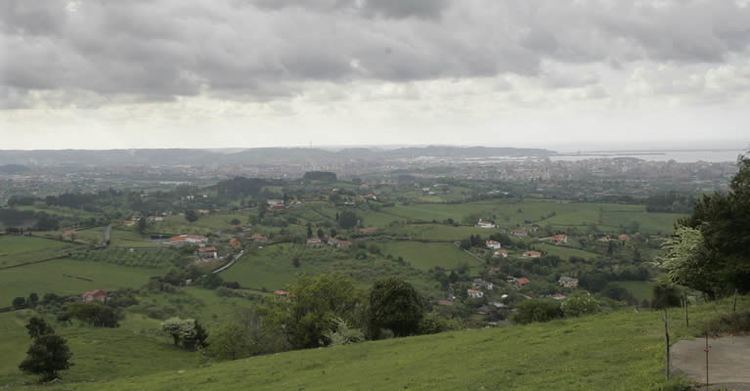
(651, 282, 682, 309)
(367, 278, 424, 338)
(63, 303, 120, 327)
(512, 299, 563, 324)
(702, 310, 750, 337)
(324, 317, 365, 346)
(12, 297, 26, 309)
(286, 274, 363, 349)
(562, 294, 600, 318)
(161, 317, 208, 351)
(600, 285, 635, 303)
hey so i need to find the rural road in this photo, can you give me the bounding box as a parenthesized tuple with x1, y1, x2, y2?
(672, 335, 750, 390)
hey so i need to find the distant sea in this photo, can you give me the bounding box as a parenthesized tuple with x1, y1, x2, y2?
(550, 149, 745, 163)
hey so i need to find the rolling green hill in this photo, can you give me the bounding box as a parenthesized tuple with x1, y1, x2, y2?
(17, 296, 746, 391)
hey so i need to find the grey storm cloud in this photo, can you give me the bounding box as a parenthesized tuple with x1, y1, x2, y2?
(1, 0, 749, 107)
(248, 0, 448, 19)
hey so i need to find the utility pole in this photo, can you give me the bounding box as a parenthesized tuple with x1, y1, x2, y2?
(683, 294, 689, 328)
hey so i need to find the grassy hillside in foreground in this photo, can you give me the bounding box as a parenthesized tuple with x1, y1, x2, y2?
(22, 296, 748, 391)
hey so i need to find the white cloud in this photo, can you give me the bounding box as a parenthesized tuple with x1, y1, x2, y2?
(1, 0, 749, 148)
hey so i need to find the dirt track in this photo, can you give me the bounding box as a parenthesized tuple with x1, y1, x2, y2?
(672, 336, 750, 390)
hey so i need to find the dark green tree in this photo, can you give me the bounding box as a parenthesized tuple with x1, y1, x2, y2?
(12, 297, 26, 309)
(511, 299, 563, 324)
(63, 303, 120, 327)
(136, 216, 148, 234)
(184, 209, 199, 223)
(285, 274, 362, 349)
(19, 323, 72, 381)
(181, 320, 209, 351)
(25, 317, 54, 339)
(27, 293, 39, 308)
(337, 211, 359, 229)
(367, 278, 424, 338)
(200, 273, 223, 289)
(651, 282, 682, 309)
(661, 154, 750, 295)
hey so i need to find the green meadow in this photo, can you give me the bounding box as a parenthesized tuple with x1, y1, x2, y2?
(0, 310, 198, 387)
(220, 244, 308, 290)
(0, 236, 75, 268)
(379, 240, 480, 271)
(536, 243, 599, 260)
(0, 258, 166, 305)
(149, 212, 249, 234)
(388, 224, 496, 241)
(221, 244, 440, 294)
(72, 228, 161, 248)
(359, 199, 683, 235)
(15, 296, 745, 391)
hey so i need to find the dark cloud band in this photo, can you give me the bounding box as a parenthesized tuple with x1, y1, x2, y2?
(1, 0, 749, 108)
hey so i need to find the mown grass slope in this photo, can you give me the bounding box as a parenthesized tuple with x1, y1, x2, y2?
(24, 296, 747, 391)
(0, 311, 199, 388)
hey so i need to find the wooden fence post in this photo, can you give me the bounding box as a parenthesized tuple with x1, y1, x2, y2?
(663, 309, 670, 380)
(704, 332, 710, 389)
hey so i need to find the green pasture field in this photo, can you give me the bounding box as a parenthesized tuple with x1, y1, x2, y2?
(72, 228, 160, 247)
(221, 244, 313, 290)
(535, 243, 600, 260)
(0, 258, 166, 305)
(0, 310, 198, 388)
(15, 204, 99, 220)
(150, 212, 249, 234)
(357, 209, 403, 228)
(388, 224, 496, 241)
(360, 199, 683, 235)
(379, 240, 480, 271)
(221, 243, 440, 295)
(69, 246, 183, 268)
(129, 287, 261, 329)
(0, 235, 75, 268)
(23, 296, 747, 391)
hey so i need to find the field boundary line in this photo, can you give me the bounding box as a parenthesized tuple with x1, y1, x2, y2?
(0, 253, 71, 270)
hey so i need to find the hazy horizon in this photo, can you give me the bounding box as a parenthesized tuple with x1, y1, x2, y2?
(0, 141, 747, 154)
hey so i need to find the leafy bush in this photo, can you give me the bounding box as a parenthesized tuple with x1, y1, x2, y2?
(600, 285, 635, 303)
(512, 299, 563, 324)
(367, 278, 424, 338)
(561, 294, 600, 318)
(324, 317, 364, 346)
(651, 282, 682, 309)
(63, 303, 120, 327)
(161, 317, 208, 351)
(286, 274, 363, 349)
(702, 310, 750, 336)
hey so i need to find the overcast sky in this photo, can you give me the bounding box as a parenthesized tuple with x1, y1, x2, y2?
(1, 0, 749, 150)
